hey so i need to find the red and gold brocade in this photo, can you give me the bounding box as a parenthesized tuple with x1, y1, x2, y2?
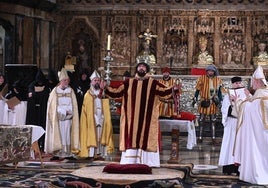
(158, 78, 176, 117)
(105, 77, 173, 152)
(195, 75, 223, 115)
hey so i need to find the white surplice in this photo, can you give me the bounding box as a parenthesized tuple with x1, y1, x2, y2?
(218, 94, 237, 166)
(3, 101, 27, 126)
(234, 87, 268, 185)
(88, 88, 106, 158)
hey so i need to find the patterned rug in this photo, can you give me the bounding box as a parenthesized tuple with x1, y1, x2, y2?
(0, 161, 258, 188)
(0, 165, 185, 188)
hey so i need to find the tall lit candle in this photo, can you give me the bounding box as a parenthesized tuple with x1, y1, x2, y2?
(107, 34, 111, 51)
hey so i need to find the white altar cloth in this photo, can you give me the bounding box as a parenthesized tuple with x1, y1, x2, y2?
(27, 125, 45, 159)
(159, 119, 197, 150)
(29, 125, 45, 144)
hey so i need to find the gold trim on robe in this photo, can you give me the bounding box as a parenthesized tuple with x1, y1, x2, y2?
(79, 92, 114, 158)
(44, 86, 80, 155)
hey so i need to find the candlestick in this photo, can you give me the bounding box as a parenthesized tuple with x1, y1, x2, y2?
(103, 51, 113, 86)
(107, 34, 111, 51)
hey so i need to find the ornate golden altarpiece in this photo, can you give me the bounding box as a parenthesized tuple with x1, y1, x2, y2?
(57, 0, 268, 77)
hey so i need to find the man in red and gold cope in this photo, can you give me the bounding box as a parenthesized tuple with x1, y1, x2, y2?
(103, 61, 178, 167)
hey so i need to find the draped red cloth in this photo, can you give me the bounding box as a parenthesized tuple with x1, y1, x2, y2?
(110, 80, 124, 88)
(191, 68, 206, 75)
(171, 111, 196, 121)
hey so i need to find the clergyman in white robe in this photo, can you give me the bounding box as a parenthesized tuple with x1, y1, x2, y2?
(218, 94, 237, 166)
(233, 66, 268, 185)
(219, 77, 249, 175)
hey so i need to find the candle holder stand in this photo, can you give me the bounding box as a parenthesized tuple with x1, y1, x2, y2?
(103, 50, 113, 86)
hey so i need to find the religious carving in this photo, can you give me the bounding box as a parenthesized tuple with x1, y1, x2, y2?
(76, 39, 89, 70)
(59, 17, 99, 73)
(252, 16, 268, 67)
(57, 7, 268, 76)
(253, 42, 268, 66)
(252, 16, 268, 37)
(193, 35, 214, 67)
(220, 36, 246, 68)
(110, 16, 131, 66)
(59, 0, 267, 6)
(138, 28, 158, 45)
(136, 39, 156, 65)
(136, 28, 157, 73)
(72, 26, 93, 73)
(221, 17, 245, 34)
(194, 17, 215, 34)
(64, 51, 76, 72)
(163, 17, 188, 68)
(219, 17, 247, 68)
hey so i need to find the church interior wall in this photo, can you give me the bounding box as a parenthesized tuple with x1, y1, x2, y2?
(0, 1, 268, 79)
(0, 2, 56, 75)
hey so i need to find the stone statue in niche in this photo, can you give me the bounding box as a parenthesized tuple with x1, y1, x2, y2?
(194, 36, 214, 67)
(72, 28, 91, 73)
(77, 39, 89, 71)
(253, 41, 268, 66)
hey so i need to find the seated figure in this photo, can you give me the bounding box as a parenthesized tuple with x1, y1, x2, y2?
(196, 36, 214, 67)
(253, 42, 268, 66)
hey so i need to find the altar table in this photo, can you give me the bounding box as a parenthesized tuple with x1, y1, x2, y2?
(159, 119, 197, 150)
(0, 124, 45, 167)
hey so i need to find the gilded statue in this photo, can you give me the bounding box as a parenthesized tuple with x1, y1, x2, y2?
(65, 51, 72, 65)
(253, 42, 268, 66)
(136, 41, 156, 65)
(136, 28, 158, 74)
(138, 28, 158, 45)
(64, 51, 76, 72)
(195, 36, 214, 67)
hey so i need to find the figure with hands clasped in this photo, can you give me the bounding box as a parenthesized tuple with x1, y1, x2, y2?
(44, 68, 80, 160)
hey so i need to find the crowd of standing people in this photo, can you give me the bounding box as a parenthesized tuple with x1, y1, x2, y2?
(0, 62, 268, 185)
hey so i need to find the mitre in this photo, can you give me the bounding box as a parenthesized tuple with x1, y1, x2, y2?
(90, 70, 100, 80)
(58, 68, 69, 81)
(252, 65, 267, 86)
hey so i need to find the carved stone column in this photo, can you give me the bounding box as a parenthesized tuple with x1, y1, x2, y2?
(156, 16, 163, 67)
(214, 16, 220, 67)
(187, 16, 195, 68)
(245, 13, 252, 68)
(101, 15, 107, 68)
(131, 16, 137, 75)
